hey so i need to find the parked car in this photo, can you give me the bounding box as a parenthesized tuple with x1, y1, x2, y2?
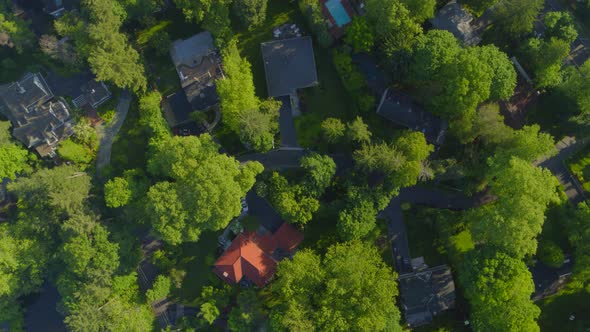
(240, 198, 249, 214)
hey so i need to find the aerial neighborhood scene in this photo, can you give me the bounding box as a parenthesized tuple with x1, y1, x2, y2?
(2, 0, 590, 331)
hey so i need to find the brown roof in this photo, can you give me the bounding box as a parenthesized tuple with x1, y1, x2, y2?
(213, 223, 303, 287)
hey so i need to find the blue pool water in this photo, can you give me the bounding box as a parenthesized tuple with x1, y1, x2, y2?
(325, 0, 351, 27)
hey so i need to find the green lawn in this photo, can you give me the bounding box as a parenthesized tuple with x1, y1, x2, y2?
(173, 230, 226, 305)
(568, 145, 590, 193)
(403, 205, 448, 266)
(538, 288, 590, 331)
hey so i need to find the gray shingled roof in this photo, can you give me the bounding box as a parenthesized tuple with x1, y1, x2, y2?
(398, 265, 456, 327)
(0, 73, 73, 157)
(261, 36, 318, 97)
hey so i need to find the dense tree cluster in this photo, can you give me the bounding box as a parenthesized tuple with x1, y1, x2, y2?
(408, 30, 516, 141)
(54, 0, 147, 92)
(0, 121, 30, 180)
(460, 249, 540, 331)
(146, 135, 263, 244)
(217, 40, 280, 152)
(259, 153, 335, 226)
(0, 0, 34, 52)
(269, 242, 402, 331)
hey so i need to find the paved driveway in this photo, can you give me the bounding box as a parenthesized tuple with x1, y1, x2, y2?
(278, 96, 299, 148)
(96, 91, 132, 174)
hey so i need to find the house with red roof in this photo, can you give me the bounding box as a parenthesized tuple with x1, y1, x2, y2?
(213, 223, 304, 287)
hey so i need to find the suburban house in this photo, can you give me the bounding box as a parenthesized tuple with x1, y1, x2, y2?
(261, 36, 318, 99)
(213, 223, 304, 287)
(0, 72, 73, 157)
(431, 0, 481, 46)
(166, 31, 223, 128)
(376, 88, 448, 145)
(398, 263, 456, 327)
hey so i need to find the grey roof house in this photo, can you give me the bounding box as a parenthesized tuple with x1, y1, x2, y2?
(261, 36, 318, 97)
(398, 264, 456, 327)
(72, 80, 112, 109)
(376, 88, 447, 145)
(431, 0, 481, 46)
(0, 72, 73, 157)
(42, 0, 72, 17)
(170, 32, 223, 111)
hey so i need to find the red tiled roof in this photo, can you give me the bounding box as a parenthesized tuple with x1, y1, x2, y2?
(213, 223, 304, 287)
(272, 223, 304, 253)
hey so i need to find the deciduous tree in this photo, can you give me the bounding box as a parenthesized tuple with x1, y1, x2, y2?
(493, 0, 544, 37)
(146, 135, 263, 244)
(460, 249, 540, 332)
(269, 242, 402, 332)
(344, 17, 374, 53)
(545, 11, 578, 44)
(321, 117, 346, 143)
(233, 0, 268, 29)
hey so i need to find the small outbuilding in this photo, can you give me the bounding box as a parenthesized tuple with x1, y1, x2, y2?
(261, 36, 318, 97)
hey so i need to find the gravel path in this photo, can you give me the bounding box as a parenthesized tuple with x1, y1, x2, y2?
(96, 91, 132, 175)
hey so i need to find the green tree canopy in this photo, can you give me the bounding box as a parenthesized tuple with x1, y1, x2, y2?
(460, 249, 540, 332)
(365, 0, 422, 51)
(337, 198, 377, 240)
(522, 37, 570, 88)
(409, 29, 461, 82)
(321, 117, 346, 143)
(493, 0, 544, 37)
(232, 0, 268, 29)
(228, 289, 264, 331)
(269, 242, 402, 332)
(104, 177, 132, 208)
(0, 121, 30, 180)
(344, 17, 374, 53)
(146, 135, 263, 244)
(173, 0, 232, 42)
(544, 11, 578, 44)
(300, 153, 336, 197)
(401, 0, 436, 23)
(569, 203, 590, 290)
(0, 0, 35, 52)
(347, 116, 372, 144)
(469, 157, 559, 258)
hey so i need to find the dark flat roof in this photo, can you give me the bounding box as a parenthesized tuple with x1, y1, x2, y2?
(261, 36, 318, 97)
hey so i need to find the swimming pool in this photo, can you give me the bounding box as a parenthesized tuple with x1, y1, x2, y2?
(325, 0, 352, 27)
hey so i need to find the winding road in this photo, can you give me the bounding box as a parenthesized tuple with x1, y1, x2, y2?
(96, 91, 132, 175)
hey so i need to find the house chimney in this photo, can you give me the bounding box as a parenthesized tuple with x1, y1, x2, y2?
(16, 82, 25, 94)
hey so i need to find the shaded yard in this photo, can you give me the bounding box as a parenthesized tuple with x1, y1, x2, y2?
(173, 230, 225, 305)
(109, 101, 149, 177)
(568, 145, 590, 193)
(538, 288, 590, 331)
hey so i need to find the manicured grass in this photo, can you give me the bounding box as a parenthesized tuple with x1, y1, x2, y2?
(538, 288, 590, 331)
(568, 145, 590, 193)
(173, 230, 225, 305)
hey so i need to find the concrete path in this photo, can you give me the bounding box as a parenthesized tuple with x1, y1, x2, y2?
(96, 91, 132, 174)
(278, 96, 299, 148)
(535, 136, 588, 205)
